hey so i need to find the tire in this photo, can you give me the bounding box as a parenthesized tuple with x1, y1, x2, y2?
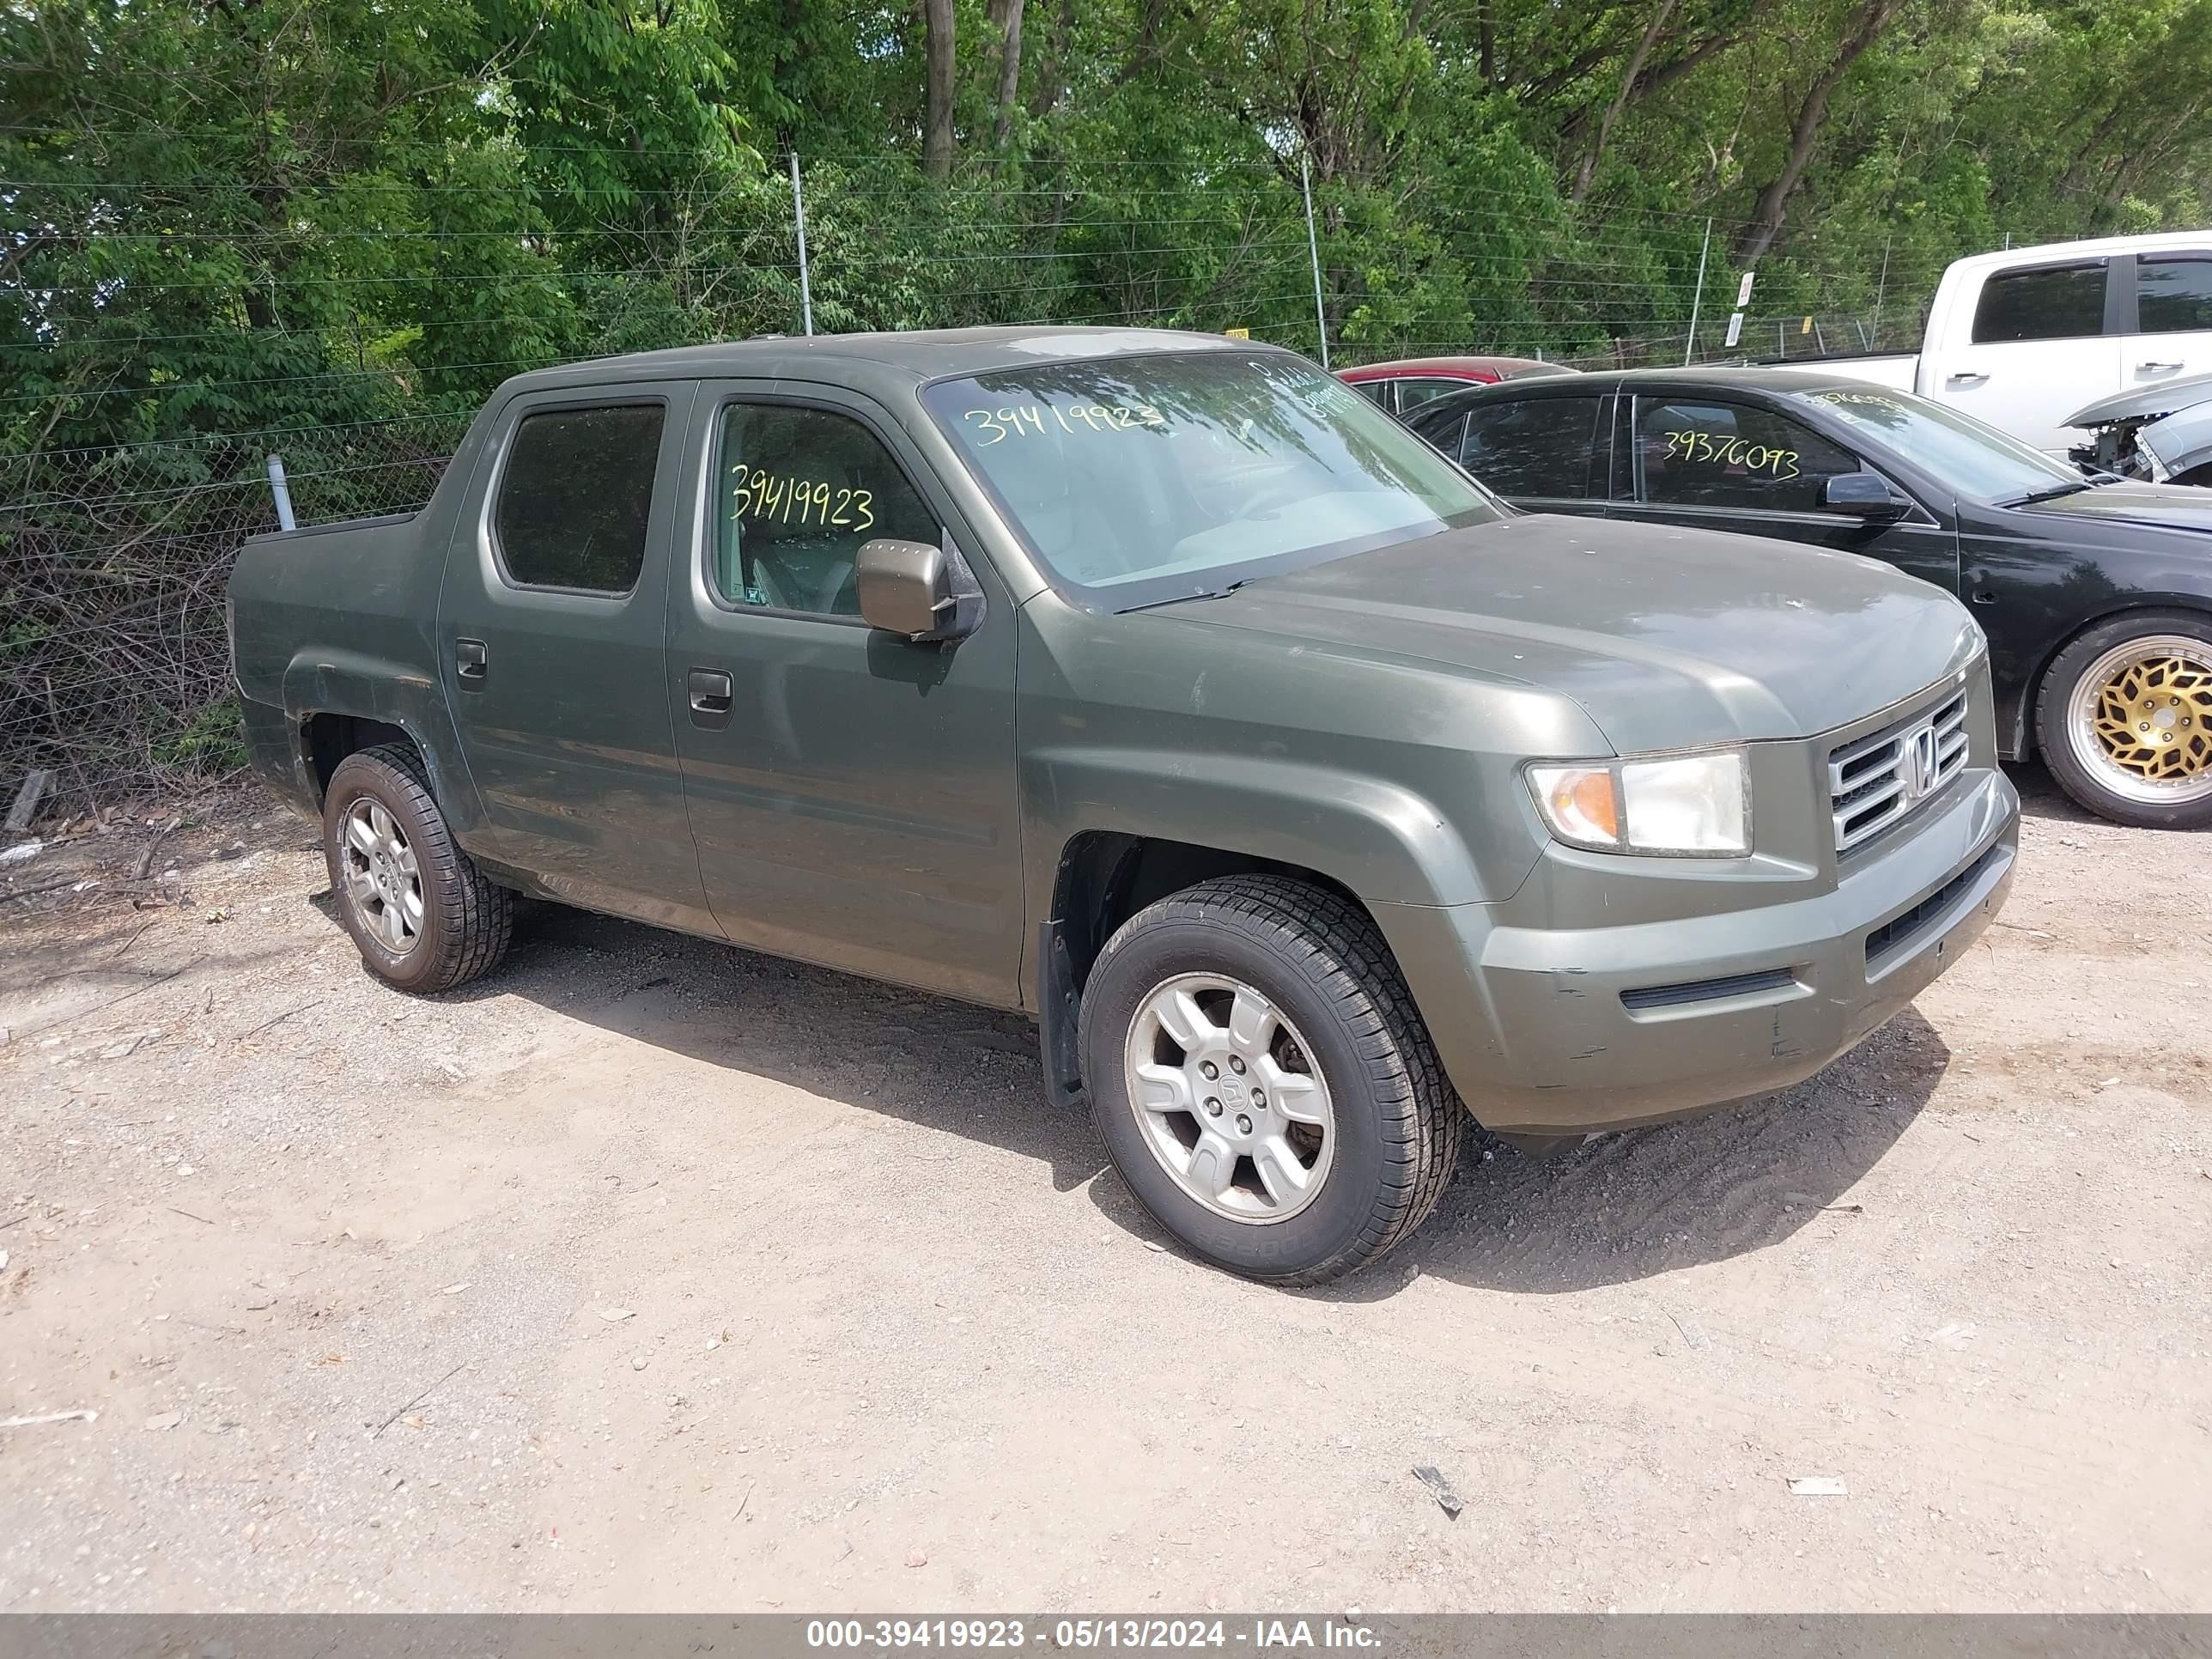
(1077, 874, 1462, 1285)
(322, 744, 514, 993)
(2034, 610, 2212, 830)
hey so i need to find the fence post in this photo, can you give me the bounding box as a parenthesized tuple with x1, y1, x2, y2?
(1300, 152, 1329, 369)
(264, 454, 296, 532)
(1683, 216, 1713, 367)
(1872, 234, 1893, 348)
(790, 151, 815, 337)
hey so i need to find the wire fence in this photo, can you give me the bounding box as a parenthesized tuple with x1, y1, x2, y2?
(1, 148, 1960, 809)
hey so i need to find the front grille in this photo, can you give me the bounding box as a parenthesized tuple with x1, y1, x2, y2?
(1827, 683, 1970, 854)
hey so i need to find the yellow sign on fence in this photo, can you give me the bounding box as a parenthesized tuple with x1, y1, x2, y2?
(1224, 326, 1250, 340)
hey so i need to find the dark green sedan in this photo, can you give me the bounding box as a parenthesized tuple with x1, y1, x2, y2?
(1407, 368, 2212, 829)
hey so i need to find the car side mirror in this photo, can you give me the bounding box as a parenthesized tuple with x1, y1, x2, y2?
(1820, 472, 1911, 522)
(855, 537, 985, 643)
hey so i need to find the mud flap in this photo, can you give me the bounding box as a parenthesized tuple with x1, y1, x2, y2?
(1036, 919, 1085, 1110)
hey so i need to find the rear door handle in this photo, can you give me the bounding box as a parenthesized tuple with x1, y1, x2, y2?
(1948, 371, 1989, 386)
(2139, 360, 2184, 373)
(455, 638, 489, 687)
(687, 668, 734, 730)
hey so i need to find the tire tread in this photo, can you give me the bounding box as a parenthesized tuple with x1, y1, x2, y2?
(1086, 873, 1462, 1285)
(326, 744, 512, 993)
(2033, 608, 2212, 830)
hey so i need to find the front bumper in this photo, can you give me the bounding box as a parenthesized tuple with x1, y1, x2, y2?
(1376, 766, 2019, 1136)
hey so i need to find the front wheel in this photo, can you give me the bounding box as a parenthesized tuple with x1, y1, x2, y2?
(2036, 611, 2212, 829)
(1077, 875, 1462, 1285)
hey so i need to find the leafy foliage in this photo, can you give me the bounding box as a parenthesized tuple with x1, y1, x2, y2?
(0, 0, 2207, 783)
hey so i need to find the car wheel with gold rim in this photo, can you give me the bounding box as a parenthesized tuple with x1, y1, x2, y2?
(2037, 611, 2212, 829)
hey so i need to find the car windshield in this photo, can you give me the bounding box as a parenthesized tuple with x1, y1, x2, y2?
(921, 349, 1503, 609)
(1790, 385, 2081, 500)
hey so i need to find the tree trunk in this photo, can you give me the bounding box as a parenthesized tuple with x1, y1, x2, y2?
(1477, 0, 1494, 82)
(1030, 0, 1075, 115)
(1733, 0, 1899, 264)
(1572, 0, 1677, 204)
(990, 0, 1025, 148)
(923, 0, 957, 179)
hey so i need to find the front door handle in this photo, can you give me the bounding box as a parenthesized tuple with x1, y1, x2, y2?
(2139, 360, 2184, 373)
(1948, 371, 1989, 386)
(455, 638, 489, 687)
(687, 668, 734, 730)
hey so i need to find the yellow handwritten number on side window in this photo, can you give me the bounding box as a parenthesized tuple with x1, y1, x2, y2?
(729, 464, 874, 530)
(1661, 429, 1801, 482)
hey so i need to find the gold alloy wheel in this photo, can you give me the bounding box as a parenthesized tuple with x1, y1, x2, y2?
(2069, 635, 2212, 805)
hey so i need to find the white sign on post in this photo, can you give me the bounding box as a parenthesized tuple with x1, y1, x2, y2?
(1735, 271, 1756, 308)
(1723, 312, 1745, 349)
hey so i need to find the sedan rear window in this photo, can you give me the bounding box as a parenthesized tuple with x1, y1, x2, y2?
(923, 350, 1501, 609)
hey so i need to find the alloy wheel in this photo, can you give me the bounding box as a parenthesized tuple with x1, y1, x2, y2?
(1121, 973, 1335, 1224)
(2069, 635, 2212, 805)
(341, 798, 425, 956)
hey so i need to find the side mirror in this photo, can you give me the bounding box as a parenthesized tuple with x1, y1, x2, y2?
(1820, 471, 1911, 522)
(855, 537, 986, 643)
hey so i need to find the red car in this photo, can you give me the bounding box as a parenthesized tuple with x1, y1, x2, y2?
(1337, 356, 1573, 417)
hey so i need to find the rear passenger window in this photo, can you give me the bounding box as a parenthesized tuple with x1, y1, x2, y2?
(493, 404, 665, 593)
(1458, 397, 1605, 498)
(2136, 254, 2212, 334)
(714, 404, 940, 617)
(1971, 262, 2107, 343)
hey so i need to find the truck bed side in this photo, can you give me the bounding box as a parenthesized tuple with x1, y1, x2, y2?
(228, 422, 495, 830)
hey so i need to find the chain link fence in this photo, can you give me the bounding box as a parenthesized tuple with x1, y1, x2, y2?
(1, 416, 465, 806)
(1, 153, 1950, 811)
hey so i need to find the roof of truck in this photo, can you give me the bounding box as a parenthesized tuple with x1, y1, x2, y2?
(495, 325, 1275, 398)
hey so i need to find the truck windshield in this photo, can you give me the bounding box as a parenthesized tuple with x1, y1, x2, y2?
(1791, 385, 2081, 501)
(922, 349, 1503, 609)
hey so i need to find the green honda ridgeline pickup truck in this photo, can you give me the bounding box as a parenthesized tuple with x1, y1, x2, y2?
(228, 326, 2019, 1284)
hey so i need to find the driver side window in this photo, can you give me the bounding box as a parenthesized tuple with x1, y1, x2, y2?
(1635, 396, 1861, 513)
(714, 404, 939, 617)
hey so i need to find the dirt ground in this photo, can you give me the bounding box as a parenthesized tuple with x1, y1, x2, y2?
(1, 768, 2207, 1615)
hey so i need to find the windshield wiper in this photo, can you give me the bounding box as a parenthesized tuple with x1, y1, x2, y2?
(1119, 579, 1250, 614)
(1997, 481, 2094, 507)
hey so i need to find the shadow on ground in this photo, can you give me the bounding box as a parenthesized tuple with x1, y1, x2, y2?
(425, 890, 1948, 1300)
(2010, 758, 2099, 826)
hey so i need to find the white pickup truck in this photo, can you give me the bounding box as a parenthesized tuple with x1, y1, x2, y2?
(1814, 230, 2212, 457)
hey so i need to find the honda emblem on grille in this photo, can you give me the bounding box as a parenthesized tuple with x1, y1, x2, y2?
(1899, 720, 1941, 803)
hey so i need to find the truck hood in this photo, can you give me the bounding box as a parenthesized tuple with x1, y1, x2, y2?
(2063, 372, 2212, 428)
(1177, 514, 1983, 753)
(2020, 480, 2212, 534)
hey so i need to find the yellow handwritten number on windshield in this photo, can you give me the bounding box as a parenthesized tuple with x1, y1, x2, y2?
(963, 404, 1169, 445)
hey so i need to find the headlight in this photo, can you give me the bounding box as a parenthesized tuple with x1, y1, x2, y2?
(1527, 748, 1750, 857)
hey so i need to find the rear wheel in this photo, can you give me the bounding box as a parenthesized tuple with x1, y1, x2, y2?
(1077, 875, 1462, 1285)
(322, 744, 513, 993)
(2036, 611, 2212, 829)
